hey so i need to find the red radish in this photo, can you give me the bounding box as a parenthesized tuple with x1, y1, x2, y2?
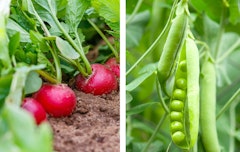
(75, 64, 118, 95)
(22, 98, 46, 125)
(33, 84, 76, 117)
(105, 58, 120, 78)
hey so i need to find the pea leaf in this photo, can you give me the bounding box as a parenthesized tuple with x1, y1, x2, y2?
(126, 102, 160, 116)
(229, 0, 240, 24)
(126, 91, 133, 104)
(126, 11, 150, 48)
(56, 37, 80, 59)
(126, 63, 156, 91)
(191, 0, 223, 22)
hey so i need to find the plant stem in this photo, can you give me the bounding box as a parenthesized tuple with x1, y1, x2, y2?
(142, 112, 167, 152)
(229, 102, 236, 152)
(58, 54, 88, 76)
(216, 88, 240, 119)
(213, 5, 226, 59)
(51, 15, 92, 75)
(126, 0, 178, 76)
(156, 75, 170, 113)
(87, 19, 119, 59)
(47, 42, 62, 83)
(126, 0, 144, 25)
(36, 70, 58, 84)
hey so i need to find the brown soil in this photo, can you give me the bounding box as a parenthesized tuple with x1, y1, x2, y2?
(48, 90, 120, 152)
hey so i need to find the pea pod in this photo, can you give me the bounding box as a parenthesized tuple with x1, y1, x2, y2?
(200, 56, 220, 152)
(169, 33, 200, 150)
(157, 0, 188, 86)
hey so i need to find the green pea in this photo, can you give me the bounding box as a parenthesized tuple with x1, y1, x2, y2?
(157, 9, 187, 84)
(171, 121, 183, 132)
(173, 89, 186, 100)
(170, 111, 183, 121)
(170, 100, 184, 111)
(176, 78, 187, 90)
(172, 131, 185, 145)
(200, 57, 220, 152)
(179, 60, 187, 72)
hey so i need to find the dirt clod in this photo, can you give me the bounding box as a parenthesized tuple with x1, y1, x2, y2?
(48, 90, 120, 152)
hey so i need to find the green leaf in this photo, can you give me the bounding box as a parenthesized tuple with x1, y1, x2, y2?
(24, 71, 42, 95)
(7, 19, 31, 42)
(126, 63, 156, 92)
(191, 0, 223, 22)
(126, 102, 160, 116)
(126, 11, 150, 48)
(66, 0, 90, 32)
(30, 30, 49, 52)
(5, 65, 45, 106)
(0, 75, 12, 108)
(24, 0, 60, 33)
(8, 32, 20, 57)
(56, 37, 80, 59)
(126, 91, 133, 104)
(229, 0, 240, 24)
(1, 103, 52, 152)
(91, 0, 119, 37)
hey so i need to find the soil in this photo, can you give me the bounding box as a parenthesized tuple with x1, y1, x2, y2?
(48, 90, 120, 152)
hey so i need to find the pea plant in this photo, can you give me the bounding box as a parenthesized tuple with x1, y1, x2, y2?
(126, 0, 240, 151)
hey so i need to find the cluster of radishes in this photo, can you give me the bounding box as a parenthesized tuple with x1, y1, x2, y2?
(21, 58, 119, 125)
(22, 84, 77, 124)
(76, 57, 119, 95)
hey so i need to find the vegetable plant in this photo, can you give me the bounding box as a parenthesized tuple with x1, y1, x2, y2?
(126, 0, 240, 151)
(0, 0, 119, 151)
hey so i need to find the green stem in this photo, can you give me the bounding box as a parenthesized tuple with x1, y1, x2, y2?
(142, 112, 167, 152)
(216, 39, 240, 63)
(47, 43, 62, 83)
(126, 0, 178, 76)
(213, 5, 226, 59)
(229, 103, 236, 152)
(87, 19, 119, 59)
(156, 74, 170, 113)
(126, 0, 144, 25)
(216, 88, 240, 119)
(36, 70, 58, 84)
(58, 55, 88, 76)
(126, 104, 132, 137)
(51, 15, 92, 75)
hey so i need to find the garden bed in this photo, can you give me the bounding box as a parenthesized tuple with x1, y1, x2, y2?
(48, 90, 120, 152)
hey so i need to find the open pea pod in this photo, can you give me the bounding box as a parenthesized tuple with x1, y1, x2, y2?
(169, 31, 200, 150)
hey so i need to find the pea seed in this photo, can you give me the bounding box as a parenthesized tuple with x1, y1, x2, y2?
(173, 89, 186, 100)
(176, 78, 187, 90)
(171, 121, 183, 132)
(170, 100, 184, 111)
(172, 131, 185, 145)
(170, 111, 183, 121)
(179, 60, 187, 72)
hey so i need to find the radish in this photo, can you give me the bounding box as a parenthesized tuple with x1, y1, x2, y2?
(75, 64, 118, 95)
(105, 58, 120, 78)
(33, 84, 77, 117)
(22, 98, 47, 125)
